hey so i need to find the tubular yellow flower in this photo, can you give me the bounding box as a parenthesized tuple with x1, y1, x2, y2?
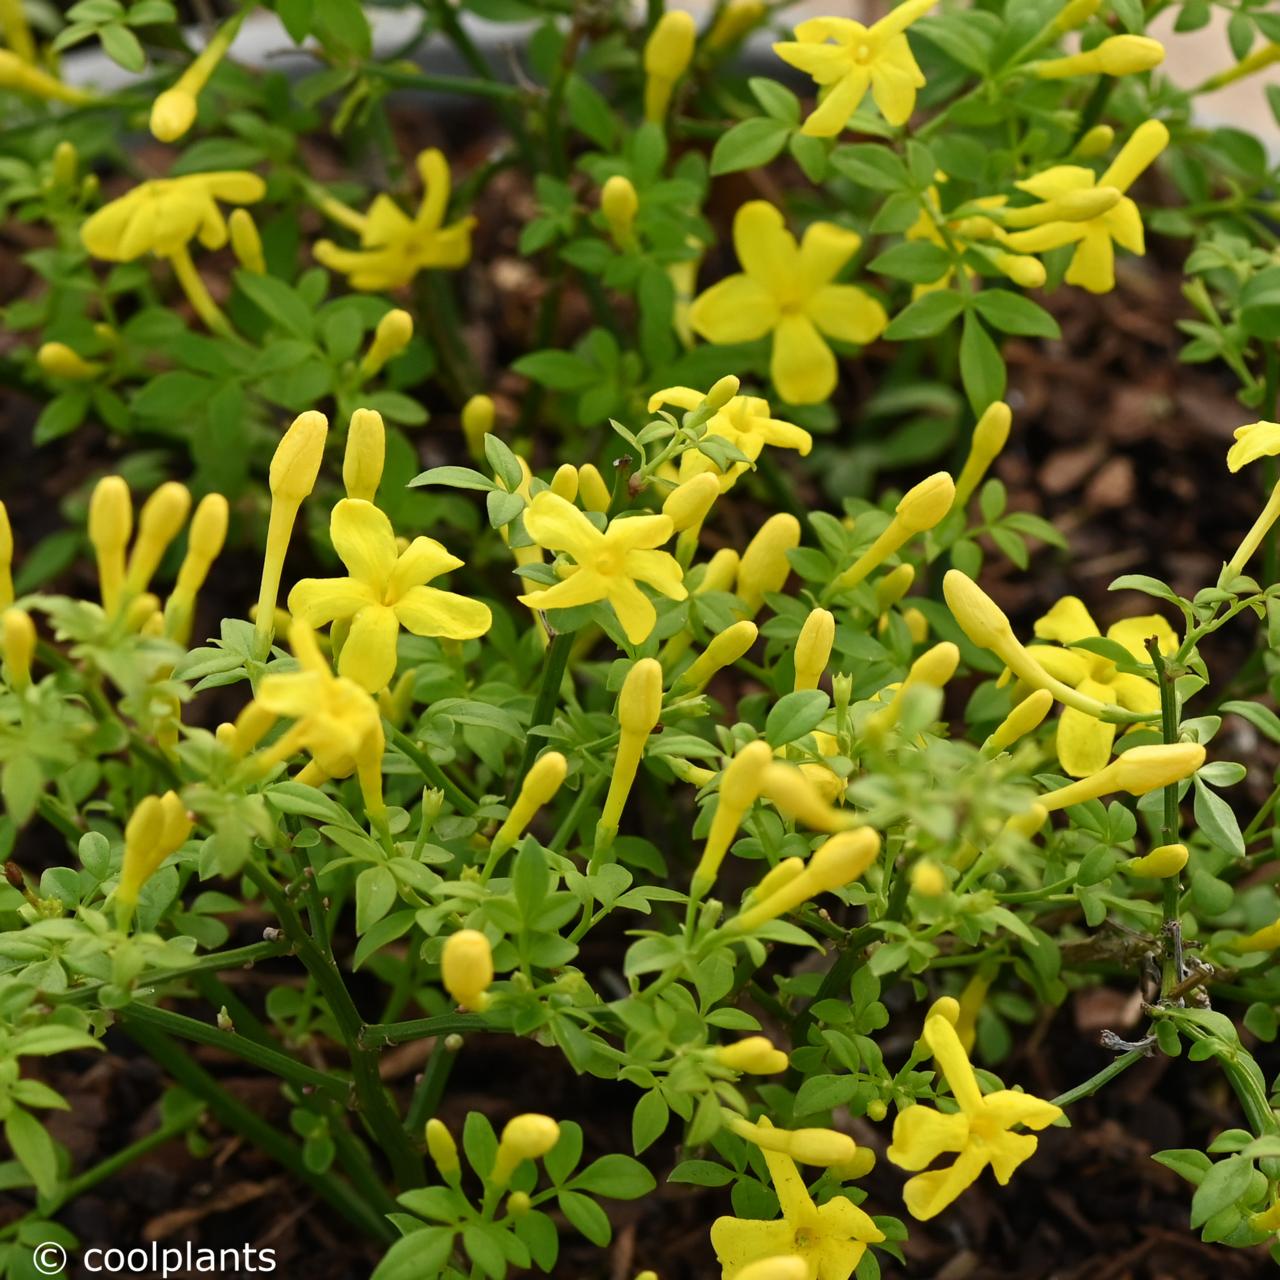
(794, 609, 835, 691)
(875, 563, 915, 613)
(491, 1115, 561, 1187)
(715, 1037, 789, 1075)
(1003, 121, 1170, 294)
(1201, 40, 1280, 91)
(707, 0, 766, 50)
(759, 763, 854, 833)
(227, 701, 277, 760)
(713, 1116, 883, 1276)
(577, 464, 612, 513)
(255, 411, 328, 652)
(0, 49, 92, 103)
(1231, 918, 1280, 953)
(643, 9, 696, 123)
(663, 472, 720, 533)
(342, 408, 386, 502)
(37, 341, 101, 381)
(117, 790, 193, 917)
(690, 204, 887, 405)
(1027, 596, 1176, 776)
(736, 1258, 808, 1280)
(677, 620, 758, 693)
(953, 402, 1012, 507)
(0, 500, 11, 610)
(164, 492, 229, 642)
(289, 498, 491, 693)
(125, 482, 192, 597)
(2, 608, 35, 690)
(650, 384, 811, 493)
(866, 642, 959, 735)
(1053, 0, 1101, 30)
(597, 658, 664, 848)
(1223, 423, 1280, 580)
(602, 175, 639, 250)
(727, 828, 880, 933)
(954, 968, 993, 1053)
(997, 186, 1121, 230)
(441, 929, 494, 1012)
(1041, 742, 1204, 811)
(550, 465, 579, 502)
(773, 1, 937, 136)
(911, 859, 947, 897)
(0, 0, 35, 63)
(88, 477, 130, 616)
(52, 141, 78, 190)
(983, 688, 1054, 754)
(461, 394, 495, 462)
(426, 1118, 460, 1180)
(888, 1015, 1061, 1219)
(691, 740, 774, 894)
(149, 10, 244, 142)
(830, 473, 954, 595)
(737, 513, 801, 615)
(314, 149, 475, 290)
(1073, 124, 1115, 158)
(227, 207, 265, 274)
(492, 751, 568, 857)
(726, 1115, 857, 1167)
(1125, 843, 1188, 877)
(1035, 35, 1164, 80)
(360, 309, 413, 378)
(518, 493, 685, 646)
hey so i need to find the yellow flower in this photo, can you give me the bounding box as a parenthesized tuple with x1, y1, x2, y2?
(773, 1, 936, 137)
(0, 48, 92, 103)
(692, 740, 775, 894)
(517, 492, 686, 646)
(716, 1037, 789, 1075)
(1027, 596, 1176, 777)
(426, 1118, 460, 1180)
(0, 0, 36, 64)
(707, 0, 766, 51)
(314, 149, 475, 291)
(887, 1015, 1062, 1220)
(491, 751, 568, 857)
(149, 10, 244, 143)
(1038, 742, 1204, 811)
(81, 171, 266, 262)
(289, 499, 491, 694)
(1124, 843, 1188, 877)
(360, 309, 413, 379)
(461, 393, 495, 461)
(491, 1115, 561, 1186)
(441, 928, 494, 1012)
(228, 208, 265, 274)
(598, 658, 664, 851)
(689, 203, 887, 405)
(1003, 121, 1170, 293)
(711, 1116, 884, 1279)
(1034, 35, 1164, 80)
(37, 342, 101, 381)
(982, 688, 1053, 754)
(649, 384, 812, 492)
(643, 9, 697, 123)
(164, 492, 229, 642)
(1226, 420, 1280, 473)
(342, 408, 386, 502)
(677, 620, 759, 693)
(1231, 918, 1280, 953)
(602, 175, 639, 250)
(737, 514, 802, 615)
(117, 791, 193, 916)
(953, 402, 1012, 508)
(794, 609, 836, 691)
(2, 608, 35, 690)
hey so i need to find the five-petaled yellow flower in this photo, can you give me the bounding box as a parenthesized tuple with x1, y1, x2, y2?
(887, 1014, 1061, 1221)
(649, 385, 812, 492)
(690, 202, 887, 406)
(288, 499, 491, 693)
(773, 0, 937, 137)
(1227, 420, 1280, 473)
(314, 149, 475, 290)
(1003, 120, 1169, 293)
(81, 171, 266, 261)
(711, 1117, 884, 1279)
(1026, 596, 1176, 777)
(517, 492, 687, 645)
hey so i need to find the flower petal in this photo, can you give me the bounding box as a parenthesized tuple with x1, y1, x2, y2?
(868, 36, 924, 125)
(648, 385, 706, 414)
(771, 313, 837, 405)
(606, 513, 676, 553)
(805, 284, 888, 346)
(518, 567, 609, 613)
(1056, 705, 1116, 778)
(734, 201, 801, 294)
(1065, 228, 1116, 294)
(256, 671, 325, 718)
(336, 603, 400, 693)
(799, 222, 861, 291)
(980, 1089, 1063, 1133)
(923, 1015, 983, 1113)
(1110, 671, 1160, 714)
(902, 1146, 989, 1220)
(523, 491, 605, 563)
(1227, 421, 1280, 473)
(710, 1217, 798, 1277)
(331, 499, 398, 590)
(394, 585, 491, 639)
(1105, 614, 1176, 662)
(984, 1128, 1040, 1184)
(1015, 165, 1096, 201)
(606, 577, 658, 645)
(1024, 643, 1090, 686)
(388, 536, 464, 600)
(887, 1105, 970, 1172)
(287, 576, 377, 627)
(802, 69, 870, 137)
(625, 549, 689, 600)
(1033, 597, 1099, 644)
(690, 274, 780, 344)
(415, 148, 450, 231)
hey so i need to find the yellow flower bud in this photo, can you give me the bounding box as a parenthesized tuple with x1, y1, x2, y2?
(759, 763, 853, 833)
(1036, 35, 1165, 79)
(955, 402, 1012, 507)
(442, 928, 494, 1012)
(0, 0, 35, 64)
(165, 492, 229, 642)
(37, 341, 101, 381)
(691, 740, 773, 893)
(426, 1118, 460, 1178)
(911, 859, 947, 897)
(1125, 843, 1188, 878)
(360, 308, 414, 378)
(577, 463, 612, 513)
(505, 1191, 532, 1217)
(1053, 0, 1101, 30)
(737, 514, 800, 615)
(229, 701, 277, 759)
(492, 751, 568, 856)
(1001, 186, 1121, 230)
(0, 49, 92, 104)
(984, 688, 1053, 753)
(787, 1129, 858, 1167)
(798, 762, 845, 804)
(953, 969, 993, 1052)
(1073, 124, 1115, 158)
(706, 0, 765, 49)
(678, 619, 758, 693)
(269, 409, 328, 504)
(643, 10, 696, 123)
(830, 474, 954, 595)
(0, 500, 12, 609)
(1232, 918, 1280, 953)
(151, 88, 198, 143)
(462, 393, 495, 462)
(663, 472, 720, 533)
(117, 790, 193, 918)
(751, 857, 805, 902)
(903, 607, 928, 644)
(491, 1114, 561, 1186)
(698, 548, 740, 594)
(707, 374, 741, 411)
(874, 563, 914, 613)
(993, 252, 1046, 290)
(866, 642, 959, 735)
(3, 608, 35, 690)
(599, 659, 665, 845)
(228, 207, 265, 274)
(793, 608, 835, 691)
(602, 175, 639, 250)
(550, 464, 579, 501)
(715, 1036, 789, 1074)
(125, 482, 192, 597)
(343, 408, 385, 502)
(1041, 744, 1205, 812)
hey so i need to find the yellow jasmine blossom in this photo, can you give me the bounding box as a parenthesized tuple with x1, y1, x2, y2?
(649, 383, 812, 492)
(1124, 843, 1188, 877)
(124, 481, 191, 598)
(727, 1115, 856, 1168)
(517, 492, 685, 646)
(677, 620, 759, 693)
(602, 175, 639, 250)
(441, 928, 494, 1012)
(1034, 35, 1164, 80)
(597, 657, 664, 851)
(874, 563, 914, 614)
(1003, 121, 1170, 293)
(910, 860, 946, 897)
(954, 968, 993, 1053)
(1054, 0, 1102, 31)
(426, 1118, 460, 1180)
(981, 688, 1053, 754)
(794, 609, 836, 691)
(150, 10, 245, 142)
(711, 1115, 884, 1279)
(1226, 420, 1280, 473)
(887, 1015, 1062, 1220)
(716, 1037, 789, 1075)
(342, 408, 386, 502)
(117, 791, 193, 917)
(491, 1115, 561, 1187)
(0, 48, 92, 103)
(1073, 124, 1115, 157)
(692, 740, 775, 894)
(360, 309, 413, 379)
(314, 149, 475, 291)
(577, 464, 613, 513)
(707, 0, 767, 51)
(0, 0, 35, 63)
(491, 751, 568, 857)
(663, 472, 721, 556)
(81, 171, 266, 262)
(690, 203, 887, 405)
(1231, 918, 1280, 953)
(953, 402, 1012, 508)
(737, 514, 802, 615)
(37, 342, 101, 381)
(866, 642, 959, 735)
(1028, 596, 1176, 777)
(643, 9, 697, 123)
(0, 503, 11, 607)
(759, 762, 854, 833)
(164, 492, 229, 643)
(1039, 742, 1205, 811)
(87, 476, 131, 616)
(773, 1, 937, 137)
(461, 393, 495, 461)
(289, 499, 491, 693)
(737, 1258, 808, 1280)
(228, 208, 265, 274)
(905, 186, 1043, 294)
(2, 607, 35, 690)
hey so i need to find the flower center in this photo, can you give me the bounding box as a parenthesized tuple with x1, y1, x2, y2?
(854, 40, 873, 63)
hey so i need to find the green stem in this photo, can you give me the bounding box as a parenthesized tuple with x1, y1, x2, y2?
(1051, 1047, 1145, 1108)
(383, 718, 478, 815)
(361, 1014, 482, 1049)
(405, 1035, 457, 1135)
(510, 630, 574, 805)
(1147, 637, 1183, 1000)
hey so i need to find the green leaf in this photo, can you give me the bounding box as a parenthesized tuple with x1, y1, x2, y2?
(355, 866, 398, 934)
(1241, 267, 1280, 341)
(869, 241, 952, 284)
(370, 1230, 456, 1280)
(669, 1159, 734, 1186)
(631, 1089, 668, 1153)
(512, 350, 597, 391)
(883, 290, 964, 340)
(5, 1108, 58, 1200)
(1190, 1155, 1252, 1228)
(100, 21, 146, 71)
(973, 289, 1060, 338)
(765, 691, 830, 747)
(571, 1154, 656, 1199)
(829, 144, 910, 191)
(794, 1073, 860, 1116)
(958, 312, 1006, 414)
(557, 1191, 611, 1246)
(408, 466, 495, 491)
(748, 77, 801, 124)
(313, 0, 371, 56)
(1107, 574, 1184, 605)
(235, 272, 315, 339)
(1193, 778, 1244, 857)
(710, 117, 792, 176)
(34, 390, 90, 445)
(1221, 700, 1280, 745)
